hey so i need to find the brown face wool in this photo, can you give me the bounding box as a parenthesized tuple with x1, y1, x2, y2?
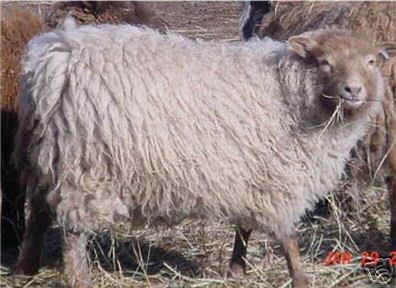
(13, 23, 394, 287)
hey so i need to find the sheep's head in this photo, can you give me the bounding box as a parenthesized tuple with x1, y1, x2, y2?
(288, 29, 396, 112)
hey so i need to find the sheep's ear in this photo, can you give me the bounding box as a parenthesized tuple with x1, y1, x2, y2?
(288, 35, 317, 58)
(378, 42, 396, 60)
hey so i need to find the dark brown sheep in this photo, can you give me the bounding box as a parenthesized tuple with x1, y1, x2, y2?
(1, 10, 46, 248)
(45, 1, 167, 30)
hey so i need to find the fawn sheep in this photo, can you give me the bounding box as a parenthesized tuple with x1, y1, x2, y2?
(14, 24, 395, 287)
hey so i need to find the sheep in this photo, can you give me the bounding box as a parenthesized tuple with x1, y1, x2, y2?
(12, 23, 395, 287)
(1, 10, 46, 248)
(241, 0, 396, 254)
(45, 1, 167, 30)
(1, 2, 166, 250)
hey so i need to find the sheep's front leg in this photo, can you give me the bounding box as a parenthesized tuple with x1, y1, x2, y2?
(388, 176, 396, 253)
(228, 227, 252, 278)
(279, 232, 308, 288)
(63, 232, 91, 288)
(13, 198, 52, 275)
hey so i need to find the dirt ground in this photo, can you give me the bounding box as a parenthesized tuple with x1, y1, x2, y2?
(0, 1, 393, 288)
(1, 1, 242, 40)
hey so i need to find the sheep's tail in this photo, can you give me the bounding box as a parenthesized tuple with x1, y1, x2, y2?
(14, 30, 72, 197)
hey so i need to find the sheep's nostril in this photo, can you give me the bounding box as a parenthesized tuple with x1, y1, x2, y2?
(344, 86, 352, 93)
(344, 85, 362, 95)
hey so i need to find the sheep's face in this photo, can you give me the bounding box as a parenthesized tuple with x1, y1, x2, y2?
(288, 29, 396, 111)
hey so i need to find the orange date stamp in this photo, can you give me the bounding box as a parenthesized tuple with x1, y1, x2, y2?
(324, 251, 396, 285)
(324, 251, 396, 266)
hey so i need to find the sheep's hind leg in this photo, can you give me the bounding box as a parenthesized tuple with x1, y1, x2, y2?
(279, 232, 308, 288)
(63, 232, 91, 288)
(228, 227, 252, 278)
(13, 197, 52, 275)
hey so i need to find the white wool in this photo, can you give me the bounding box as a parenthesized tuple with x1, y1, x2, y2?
(62, 16, 78, 30)
(15, 24, 380, 237)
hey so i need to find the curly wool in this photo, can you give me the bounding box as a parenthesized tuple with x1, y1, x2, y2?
(16, 25, 380, 237)
(1, 3, 167, 249)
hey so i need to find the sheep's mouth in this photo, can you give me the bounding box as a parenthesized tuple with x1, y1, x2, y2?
(322, 93, 363, 106)
(340, 96, 364, 109)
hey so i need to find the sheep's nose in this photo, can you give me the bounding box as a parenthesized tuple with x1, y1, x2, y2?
(344, 85, 362, 96)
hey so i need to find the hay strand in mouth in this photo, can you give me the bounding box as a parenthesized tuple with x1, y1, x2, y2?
(319, 94, 344, 136)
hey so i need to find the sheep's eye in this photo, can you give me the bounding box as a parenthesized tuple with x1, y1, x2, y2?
(319, 59, 330, 66)
(318, 59, 332, 72)
(368, 58, 376, 66)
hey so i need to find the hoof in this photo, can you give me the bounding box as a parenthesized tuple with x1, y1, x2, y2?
(292, 275, 309, 288)
(12, 261, 38, 276)
(69, 277, 92, 288)
(227, 263, 246, 279)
